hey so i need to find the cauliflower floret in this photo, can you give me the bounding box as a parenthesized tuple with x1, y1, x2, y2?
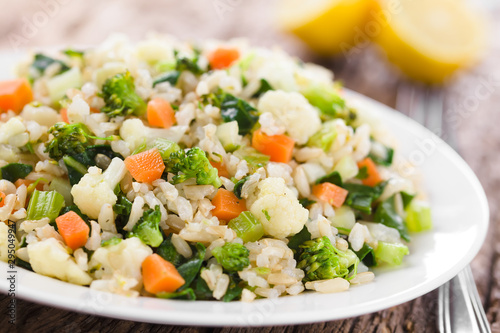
(120, 118, 188, 152)
(88, 238, 152, 291)
(0, 222, 17, 262)
(27, 238, 92, 285)
(71, 157, 126, 219)
(250, 177, 308, 239)
(257, 90, 321, 145)
(0, 117, 26, 144)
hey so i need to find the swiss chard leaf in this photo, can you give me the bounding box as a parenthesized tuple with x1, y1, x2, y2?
(368, 140, 394, 166)
(153, 71, 180, 87)
(157, 288, 196, 300)
(156, 234, 185, 267)
(343, 182, 386, 214)
(374, 195, 410, 242)
(177, 243, 206, 290)
(353, 243, 376, 267)
(213, 91, 259, 136)
(251, 79, 273, 98)
(72, 145, 123, 168)
(113, 193, 132, 236)
(223, 274, 243, 302)
(193, 276, 213, 300)
(0, 163, 33, 183)
(298, 198, 316, 208)
(316, 171, 343, 186)
(287, 226, 311, 258)
(31, 53, 70, 76)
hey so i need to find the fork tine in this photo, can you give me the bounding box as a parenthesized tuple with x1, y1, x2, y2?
(464, 267, 492, 333)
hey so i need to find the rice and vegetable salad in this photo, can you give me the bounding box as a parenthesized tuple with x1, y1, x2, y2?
(0, 35, 432, 302)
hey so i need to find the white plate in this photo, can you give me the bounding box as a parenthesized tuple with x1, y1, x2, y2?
(0, 52, 489, 326)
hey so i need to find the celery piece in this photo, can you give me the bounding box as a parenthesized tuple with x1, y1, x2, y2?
(27, 190, 65, 221)
(301, 84, 346, 117)
(333, 155, 358, 181)
(48, 178, 73, 206)
(228, 211, 264, 243)
(216, 121, 242, 152)
(328, 206, 356, 231)
(154, 138, 180, 160)
(307, 120, 337, 151)
(47, 67, 82, 102)
(374, 241, 409, 266)
(405, 200, 432, 232)
(233, 147, 270, 171)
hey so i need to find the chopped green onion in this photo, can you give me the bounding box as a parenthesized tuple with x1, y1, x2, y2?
(228, 211, 264, 242)
(27, 190, 65, 221)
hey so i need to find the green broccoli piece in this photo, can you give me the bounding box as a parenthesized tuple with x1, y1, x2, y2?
(212, 242, 250, 273)
(45, 122, 97, 160)
(165, 147, 222, 188)
(128, 205, 163, 247)
(100, 72, 147, 118)
(297, 236, 359, 282)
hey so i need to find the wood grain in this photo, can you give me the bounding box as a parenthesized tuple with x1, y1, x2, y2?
(0, 1, 499, 332)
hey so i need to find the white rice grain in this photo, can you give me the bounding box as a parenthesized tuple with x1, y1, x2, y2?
(350, 272, 375, 285)
(98, 203, 117, 233)
(213, 274, 230, 300)
(124, 196, 145, 231)
(85, 221, 101, 251)
(171, 233, 193, 259)
(74, 248, 89, 271)
(305, 278, 350, 293)
(241, 289, 257, 302)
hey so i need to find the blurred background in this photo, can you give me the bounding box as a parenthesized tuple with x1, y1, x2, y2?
(1, 0, 500, 331)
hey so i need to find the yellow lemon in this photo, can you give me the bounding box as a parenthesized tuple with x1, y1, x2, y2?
(276, 0, 377, 56)
(372, 0, 486, 83)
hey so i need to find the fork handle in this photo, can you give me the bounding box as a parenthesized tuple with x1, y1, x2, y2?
(438, 266, 491, 333)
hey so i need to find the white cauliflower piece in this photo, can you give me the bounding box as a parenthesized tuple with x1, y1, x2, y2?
(88, 238, 152, 291)
(0, 222, 17, 262)
(257, 90, 321, 145)
(0, 117, 26, 144)
(120, 118, 187, 152)
(250, 177, 308, 239)
(71, 157, 126, 219)
(27, 238, 92, 285)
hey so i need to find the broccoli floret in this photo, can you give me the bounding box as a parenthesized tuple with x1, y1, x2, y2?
(45, 122, 95, 160)
(212, 242, 250, 273)
(100, 72, 147, 118)
(128, 205, 163, 247)
(297, 236, 359, 282)
(165, 147, 222, 188)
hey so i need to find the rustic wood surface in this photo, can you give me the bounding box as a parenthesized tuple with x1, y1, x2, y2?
(0, 1, 499, 332)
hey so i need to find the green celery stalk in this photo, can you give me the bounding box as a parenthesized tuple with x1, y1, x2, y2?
(228, 211, 264, 242)
(374, 241, 409, 266)
(27, 190, 65, 221)
(154, 138, 180, 160)
(405, 200, 432, 232)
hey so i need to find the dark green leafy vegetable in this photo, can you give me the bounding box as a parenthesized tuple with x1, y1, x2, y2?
(153, 71, 180, 87)
(343, 182, 386, 214)
(31, 53, 70, 76)
(63, 155, 87, 186)
(296, 236, 359, 282)
(209, 91, 259, 136)
(15, 258, 33, 271)
(233, 176, 249, 199)
(374, 195, 410, 242)
(174, 49, 204, 75)
(352, 243, 376, 267)
(251, 79, 273, 98)
(368, 141, 394, 166)
(156, 234, 185, 267)
(165, 147, 222, 188)
(0, 163, 33, 182)
(100, 72, 147, 117)
(27, 190, 65, 221)
(355, 166, 369, 180)
(176, 243, 206, 289)
(157, 288, 196, 300)
(212, 243, 250, 273)
(128, 206, 163, 247)
(298, 198, 316, 208)
(315, 171, 343, 186)
(287, 226, 311, 258)
(113, 194, 133, 235)
(401, 191, 416, 209)
(193, 275, 214, 300)
(223, 274, 243, 302)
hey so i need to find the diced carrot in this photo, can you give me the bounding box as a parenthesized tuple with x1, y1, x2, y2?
(0, 78, 33, 113)
(251, 129, 295, 163)
(208, 47, 240, 70)
(142, 253, 185, 294)
(60, 108, 69, 124)
(210, 160, 230, 178)
(55, 211, 90, 250)
(124, 148, 165, 183)
(357, 157, 383, 187)
(0, 191, 5, 208)
(211, 188, 247, 222)
(90, 107, 101, 113)
(147, 98, 176, 129)
(312, 183, 348, 208)
(14, 179, 44, 191)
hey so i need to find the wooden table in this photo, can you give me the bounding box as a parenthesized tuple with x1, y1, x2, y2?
(1, 1, 499, 332)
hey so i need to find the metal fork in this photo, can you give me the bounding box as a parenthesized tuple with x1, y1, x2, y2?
(395, 83, 491, 333)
